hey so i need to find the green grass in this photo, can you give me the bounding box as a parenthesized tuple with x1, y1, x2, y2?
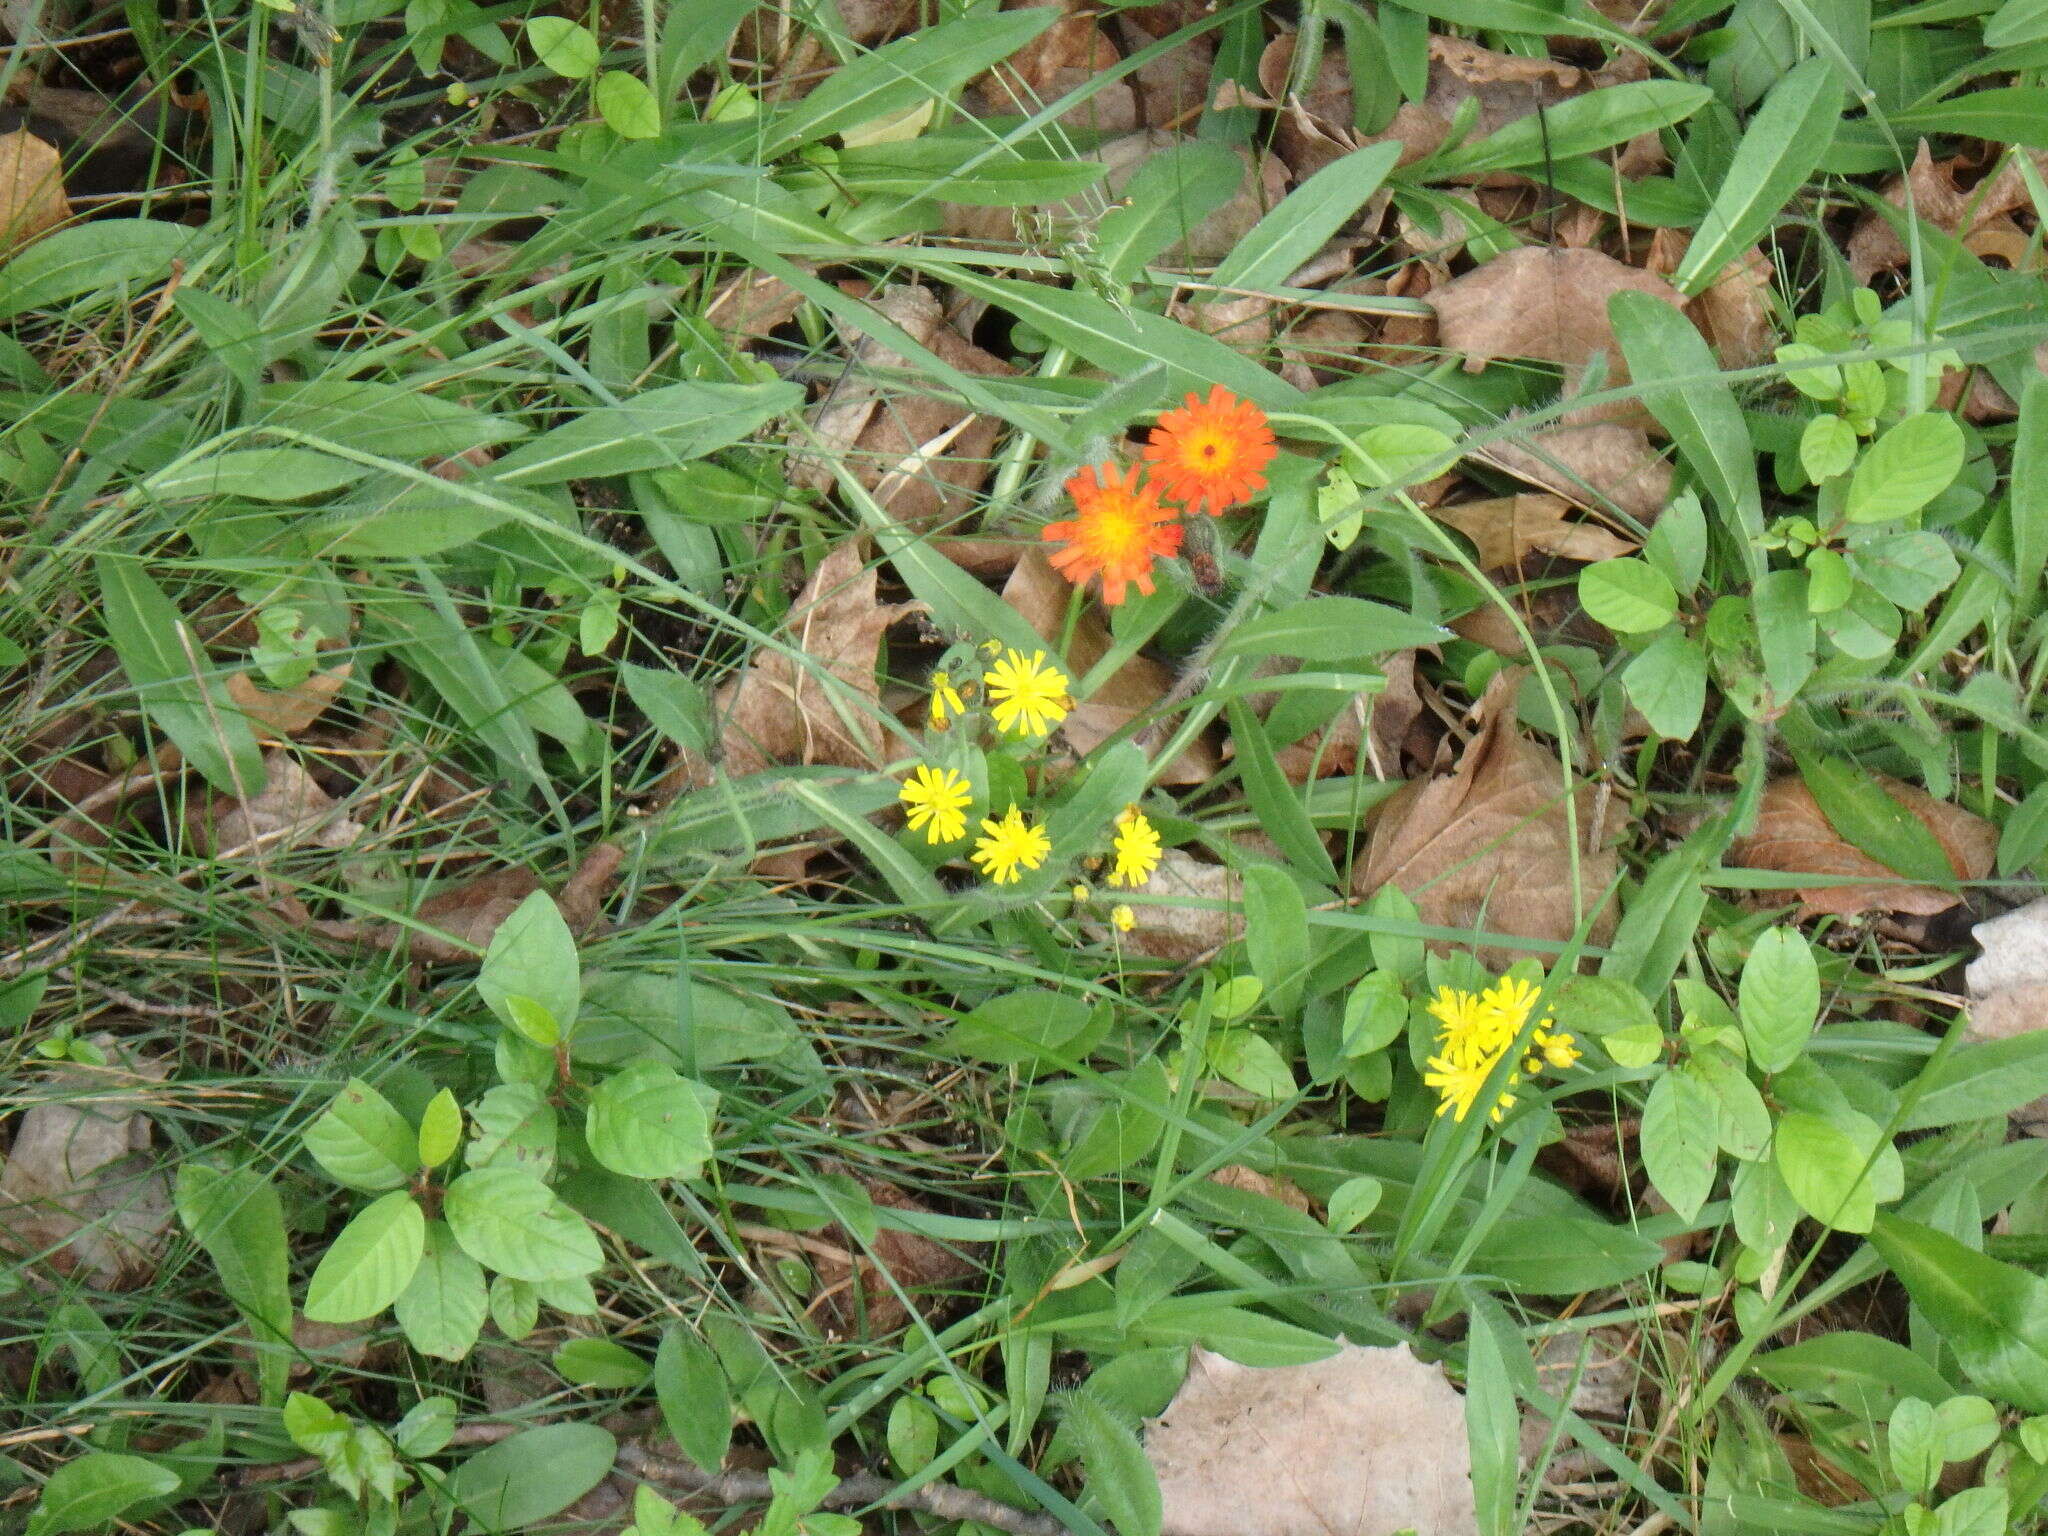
(8, 1, 2048, 1534)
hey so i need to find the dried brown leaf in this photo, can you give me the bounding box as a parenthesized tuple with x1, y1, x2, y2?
(1689, 246, 1777, 371)
(790, 285, 1014, 529)
(1731, 775, 1996, 920)
(1431, 493, 1638, 571)
(1849, 142, 2048, 283)
(811, 1179, 978, 1339)
(1428, 247, 1683, 391)
(1480, 423, 1673, 524)
(226, 661, 353, 738)
(968, 4, 1137, 133)
(1002, 550, 1218, 784)
(0, 129, 68, 252)
(198, 751, 363, 854)
(0, 1038, 172, 1289)
(1353, 670, 1625, 969)
(312, 843, 622, 963)
(1145, 1342, 1479, 1536)
(1114, 4, 1217, 130)
(717, 540, 922, 777)
(1207, 1163, 1312, 1213)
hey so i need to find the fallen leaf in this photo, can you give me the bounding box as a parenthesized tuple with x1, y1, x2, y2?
(1965, 897, 2048, 1053)
(0, 129, 68, 251)
(1249, 33, 1366, 179)
(1478, 422, 1673, 524)
(1306, 36, 1656, 184)
(1089, 849, 1244, 962)
(1848, 141, 2048, 284)
(196, 752, 363, 854)
(1353, 670, 1625, 970)
(1730, 775, 1995, 920)
(716, 539, 923, 777)
(226, 661, 353, 738)
(958, 134, 1277, 266)
(0, 1037, 173, 1289)
(967, 2, 1137, 134)
(1002, 549, 1219, 785)
(1207, 1163, 1312, 1213)
(1522, 1326, 1640, 1476)
(1964, 900, 2048, 1132)
(809, 1178, 979, 1339)
(1113, 3, 1218, 131)
(312, 842, 622, 962)
(705, 269, 809, 342)
(1144, 1341, 1479, 1536)
(1691, 247, 1777, 371)
(789, 285, 1015, 529)
(1431, 493, 1638, 572)
(1428, 247, 1685, 402)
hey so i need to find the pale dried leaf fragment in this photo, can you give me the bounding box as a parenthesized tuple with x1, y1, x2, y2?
(0, 1037, 173, 1289)
(790, 286, 1015, 529)
(1003, 550, 1218, 784)
(199, 751, 364, 853)
(1145, 1341, 1479, 1536)
(0, 129, 68, 252)
(1731, 775, 1996, 919)
(1088, 849, 1243, 962)
(1965, 900, 2048, 1131)
(1353, 671, 1625, 970)
(226, 661, 353, 737)
(1478, 423, 1673, 524)
(1431, 493, 1638, 571)
(717, 540, 922, 777)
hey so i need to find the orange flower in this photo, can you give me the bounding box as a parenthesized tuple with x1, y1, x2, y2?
(1042, 463, 1183, 605)
(1142, 385, 1276, 514)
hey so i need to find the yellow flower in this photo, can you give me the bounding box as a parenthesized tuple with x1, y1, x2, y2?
(1107, 807, 1162, 888)
(1111, 903, 1136, 932)
(1422, 974, 1578, 1124)
(928, 670, 966, 731)
(1424, 1054, 1519, 1123)
(983, 649, 1071, 738)
(971, 805, 1051, 884)
(1072, 883, 1092, 903)
(899, 764, 971, 845)
(1426, 986, 1512, 1070)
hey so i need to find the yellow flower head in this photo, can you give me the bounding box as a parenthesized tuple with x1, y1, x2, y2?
(1111, 903, 1136, 932)
(1423, 1054, 1519, 1123)
(1426, 986, 1512, 1070)
(971, 805, 1051, 884)
(928, 670, 966, 731)
(899, 764, 971, 845)
(983, 649, 1071, 738)
(1480, 975, 1544, 1030)
(1533, 1027, 1581, 1071)
(1423, 974, 1578, 1123)
(1108, 806, 1163, 888)
(1072, 883, 1092, 904)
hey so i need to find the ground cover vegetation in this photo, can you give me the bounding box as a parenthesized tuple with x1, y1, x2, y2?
(7, 0, 2048, 1532)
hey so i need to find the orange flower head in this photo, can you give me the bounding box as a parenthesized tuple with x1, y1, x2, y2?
(1042, 463, 1183, 605)
(1142, 386, 1276, 514)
